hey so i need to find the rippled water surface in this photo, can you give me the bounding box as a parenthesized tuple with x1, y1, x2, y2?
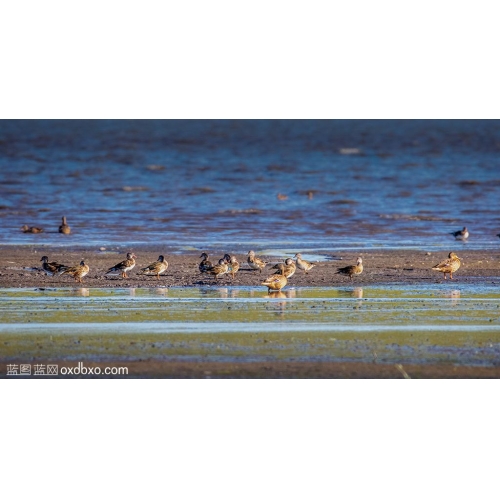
(1, 120, 500, 251)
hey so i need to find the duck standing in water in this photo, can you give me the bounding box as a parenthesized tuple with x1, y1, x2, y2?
(21, 225, 43, 233)
(139, 255, 169, 280)
(450, 227, 469, 241)
(105, 252, 137, 279)
(61, 260, 90, 284)
(337, 257, 363, 281)
(432, 252, 461, 280)
(59, 216, 71, 234)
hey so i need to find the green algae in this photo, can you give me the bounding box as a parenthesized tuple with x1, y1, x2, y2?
(1, 285, 499, 367)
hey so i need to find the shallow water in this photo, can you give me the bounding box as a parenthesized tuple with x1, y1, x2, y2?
(1, 120, 500, 251)
(1, 285, 499, 367)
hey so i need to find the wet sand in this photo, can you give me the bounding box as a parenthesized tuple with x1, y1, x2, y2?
(1, 246, 499, 288)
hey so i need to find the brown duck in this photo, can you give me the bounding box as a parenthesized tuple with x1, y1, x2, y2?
(294, 253, 315, 273)
(337, 257, 363, 280)
(59, 216, 71, 234)
(247, 250, 268, 273)
(272, 258, 296, 278)
(21, 225, 43, 234)
(61, 260, 90, 283)
(105, 252, 137, 278)
(227, 255, 240, 279)
(208, 258, 229, 279)
(139, 255, 168, 279)
(262, 264, 288, 292)
(432, 252, 461, 280)
(40, 256, 69, 276)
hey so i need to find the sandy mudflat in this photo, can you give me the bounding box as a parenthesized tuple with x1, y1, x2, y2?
(1, 245, 499, 379)
(0, 246, 499, 288)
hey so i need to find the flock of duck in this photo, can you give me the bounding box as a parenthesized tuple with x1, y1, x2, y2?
(21, 217, 71, 235)
(38, 248, 462, 292)
(23, 215, 468, 290)
(21, 220, 500, 242)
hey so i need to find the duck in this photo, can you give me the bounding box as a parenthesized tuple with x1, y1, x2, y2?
(262, 264, 288, 292)
(272, 258, 296, 278)
(40, 256, 69, 276)
(337, 257, 363, 280)
(61, 260, 90, 283)
(208, 258, 229, 279)
(227, 255, 240, 279)
(432, 252, 461, 280)
(294, 253, 315, 273)
(450, 227, 469, 241)
(199, 253, 213, 273)
(247, 250, 268, 273)
(59, 216, 71, 234)
(139, 255, 168, 279)
(21, 225, 43, 233)
(105, 252, 137, 279)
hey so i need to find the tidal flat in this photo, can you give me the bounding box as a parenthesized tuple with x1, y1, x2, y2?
(1, 284, 499, 378)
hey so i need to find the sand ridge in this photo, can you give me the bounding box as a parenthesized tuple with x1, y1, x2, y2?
(0, 246, 499, 288)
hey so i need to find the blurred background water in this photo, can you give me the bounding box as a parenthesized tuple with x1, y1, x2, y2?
(1, 119, 499, 252)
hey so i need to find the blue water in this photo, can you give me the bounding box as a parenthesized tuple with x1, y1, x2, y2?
(1, 120, 499, 252)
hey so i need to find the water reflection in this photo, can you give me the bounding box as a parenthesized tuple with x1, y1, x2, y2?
(265, 291, 287, 316)
(216, 288, 241, 299)
(337, 287, 364, 299)
(445, 289, 461, 306)
(72, 287, 90, 297)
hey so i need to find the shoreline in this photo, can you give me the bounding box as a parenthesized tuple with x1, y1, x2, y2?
(1, 246, 499, 289)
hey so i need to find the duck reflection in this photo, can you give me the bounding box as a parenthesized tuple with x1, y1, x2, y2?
(446, 289, 461, 306)
(72, 287, 90, 297)
(337, 287, 363, 299)
(264, 290, 292, 316)
(155, 287, 169, 296)
(217, 287, 230, 299)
